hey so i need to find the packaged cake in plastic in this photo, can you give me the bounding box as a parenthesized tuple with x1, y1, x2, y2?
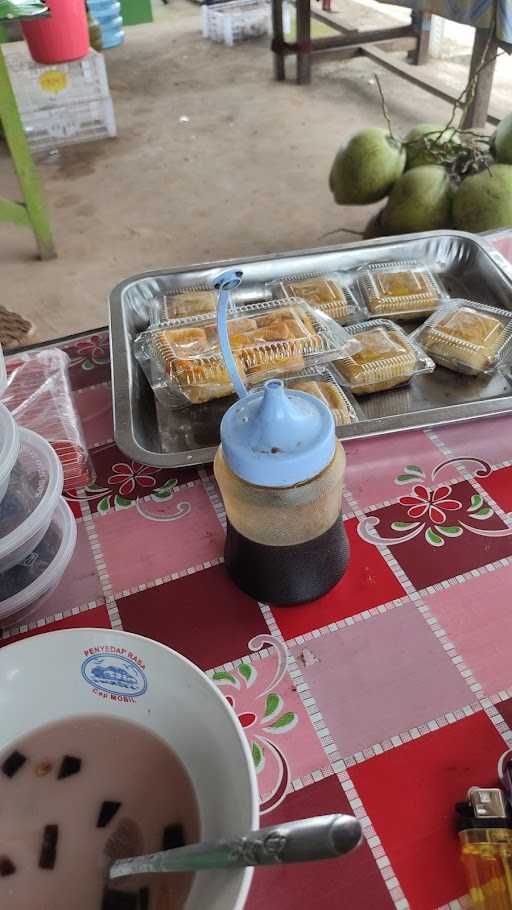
(357, 261, 447, 320)
(335, 319, 435, 395)
(284, 368, 360, 426)
(135, 298, 360, 407)
(151, 288, 220, 322)
(412, 299, 512, 376)
(271, 274, 362, 324)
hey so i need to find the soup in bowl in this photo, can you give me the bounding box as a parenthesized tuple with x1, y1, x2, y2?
(0, 628, 258, 910)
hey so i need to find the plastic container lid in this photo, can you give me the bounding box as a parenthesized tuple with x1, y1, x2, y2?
(0, 427, 64, 573)
(216, 269, 336, 487)
(0, 403, 20, 505)
(221, 379, 335, 487)
(0, 497, 76, 622)
(0, 343, 6, 394)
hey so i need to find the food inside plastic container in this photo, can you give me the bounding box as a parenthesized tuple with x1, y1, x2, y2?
(358, 262, 446, 320)
(336, 319, 435, 394)
(412, 300, 512, 376)
(0, 498, 76, 624)
(0, 427, 63, 574)
(286, 373, 358, 426)
(153, 289, 219, 322)
(272, 275, 359, 323)
(135, 299, 359, 407)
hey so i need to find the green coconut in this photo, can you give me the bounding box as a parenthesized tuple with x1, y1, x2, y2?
(494, 113, 512, 164)
(453, 164, 512, 231)
(404, 123, 460, 170)
(381, 165, 453, 234)
(329, 128, 405, 205)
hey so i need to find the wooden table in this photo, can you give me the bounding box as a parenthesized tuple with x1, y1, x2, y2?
(271, 3, 500, 128)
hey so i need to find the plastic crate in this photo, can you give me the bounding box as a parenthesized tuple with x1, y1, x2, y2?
(202, 0, 271, 45)
(21, 97, 117, 153)
(3, 43, 111, 114)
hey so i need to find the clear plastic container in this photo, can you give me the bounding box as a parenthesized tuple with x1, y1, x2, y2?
(336, 318, 435, 395)
(357, 261, 447, 320)
(271, 274, 363, 324)
(135, 298, 360, 407)
(0, 427, 64, 574)
(412, 299, 512, 376)
(151, 288, 221, 323)
(282, 367, 360, 426)
(0, 342, 6, 393)
(0, 497, 76, 624)
(0, 403, 20, 505)
(2, 349, 91, 491)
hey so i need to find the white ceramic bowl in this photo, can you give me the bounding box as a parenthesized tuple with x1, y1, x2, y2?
(0, 628, 259, 910)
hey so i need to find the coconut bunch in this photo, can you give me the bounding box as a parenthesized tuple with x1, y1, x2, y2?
(328, 113, 512, 235)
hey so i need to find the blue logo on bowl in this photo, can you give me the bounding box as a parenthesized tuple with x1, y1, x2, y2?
(81, 654, 148, 698)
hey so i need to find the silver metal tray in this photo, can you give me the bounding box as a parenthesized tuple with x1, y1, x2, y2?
(109, 231, 512, 468)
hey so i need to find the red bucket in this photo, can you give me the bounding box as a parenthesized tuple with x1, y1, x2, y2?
(22, 0, 90, 64)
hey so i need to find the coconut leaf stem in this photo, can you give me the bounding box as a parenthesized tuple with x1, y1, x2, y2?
(374, 73, 396, 142)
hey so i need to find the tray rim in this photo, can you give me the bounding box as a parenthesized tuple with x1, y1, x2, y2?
(110, 229, 512, 468)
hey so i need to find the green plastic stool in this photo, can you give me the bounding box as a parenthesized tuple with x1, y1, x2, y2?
(0, 43, 56, 259)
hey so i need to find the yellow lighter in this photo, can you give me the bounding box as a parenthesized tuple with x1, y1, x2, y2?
(456, 787, 512, 910)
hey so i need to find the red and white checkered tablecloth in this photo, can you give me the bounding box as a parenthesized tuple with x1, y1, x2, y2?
(4, 242, 512, 909)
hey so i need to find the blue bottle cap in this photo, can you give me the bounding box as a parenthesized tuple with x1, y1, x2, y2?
(214, 270, 336, 488)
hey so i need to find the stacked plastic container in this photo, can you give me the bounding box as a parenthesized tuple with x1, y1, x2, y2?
(0, 345, 77, 627)
(2, 42, 116, 154)
(202, 0, 272, 46)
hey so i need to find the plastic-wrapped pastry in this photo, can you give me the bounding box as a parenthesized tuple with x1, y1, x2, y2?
(358, 262, 446, 320)
(134, 298, 359, 407)
(155, 289, 218, 321)
(288, 378, 355, 426)
(412, 300, 512, 375)
(272, 275, 360, 323)
(336, 319, 434, 394)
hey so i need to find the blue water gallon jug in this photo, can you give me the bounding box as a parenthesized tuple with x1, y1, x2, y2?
(88, 0, 124, 48)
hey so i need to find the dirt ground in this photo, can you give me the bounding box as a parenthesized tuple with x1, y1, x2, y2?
(0, 0, 509, 344)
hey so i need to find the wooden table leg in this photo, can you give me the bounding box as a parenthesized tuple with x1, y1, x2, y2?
(0, 46, 56, 260)
(296, 0, 311, 84)
(461, 27, 498, 129)
(271, 0, 286, 80)
(408, 9, 431, 64)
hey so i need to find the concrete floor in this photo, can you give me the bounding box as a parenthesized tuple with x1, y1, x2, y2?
(0, 0, 507, 343)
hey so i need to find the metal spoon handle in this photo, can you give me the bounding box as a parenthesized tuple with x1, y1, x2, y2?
(109, 813, 362, 879)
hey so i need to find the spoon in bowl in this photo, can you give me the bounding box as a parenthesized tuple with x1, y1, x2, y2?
(108, 813, 362, 880)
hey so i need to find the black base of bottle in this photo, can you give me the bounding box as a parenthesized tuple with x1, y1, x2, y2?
(224, 515, 350, 606)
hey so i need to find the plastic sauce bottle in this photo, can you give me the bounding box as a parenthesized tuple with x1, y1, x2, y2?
(213, 270, 349, 606)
